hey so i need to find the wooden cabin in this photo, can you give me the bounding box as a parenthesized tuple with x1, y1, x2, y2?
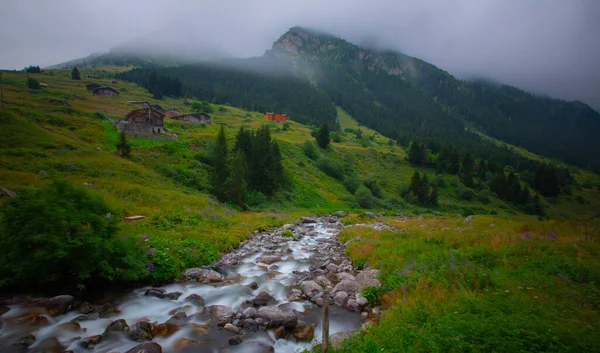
(93, 86, 120, 97)
(118, 107, 166, 133)
(265, 112, 287, 123)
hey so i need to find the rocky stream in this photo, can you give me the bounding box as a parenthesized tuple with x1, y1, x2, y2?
(0, 216, 382, 353)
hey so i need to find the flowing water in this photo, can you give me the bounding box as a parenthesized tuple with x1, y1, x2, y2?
(0, 218, 365, 353)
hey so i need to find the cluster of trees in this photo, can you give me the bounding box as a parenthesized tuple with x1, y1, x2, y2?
(26, 78, 40, 90)
(25, 65, 42, 73)
(116, 64, 337, 127)
(533, 164, 573, 197)
(407, 171, 437, 207)
(147, 71, 182, 99)
(211, 126, 285, 208)
(191, 101, 214, 113)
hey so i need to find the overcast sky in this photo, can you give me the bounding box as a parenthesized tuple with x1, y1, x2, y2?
(1, 0, 599, 110)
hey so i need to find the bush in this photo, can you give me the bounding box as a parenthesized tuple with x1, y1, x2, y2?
(478, 189, 491, 203)
(247, 190, 268, 207)
(282, 121, 291, 131)
(317, 157, 344, 180)
(457, 185, 476, 201)
(281, 230, 294, 238)
(0, 182, 146, 289)
(330, 131, 341, 142)
(343, 174, 362, 194)
(302, 141, 318, 160)
(27, 78, 40, 89)
(355, 185, 375, 208)
(363, 174, 383, 198)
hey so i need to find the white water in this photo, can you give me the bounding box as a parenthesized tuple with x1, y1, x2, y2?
(0, 221, 363, 352)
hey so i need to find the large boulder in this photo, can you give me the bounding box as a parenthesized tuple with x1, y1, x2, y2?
(333, 211, 348, 218)
(125, 342, 162, 353)
(346, 299, 361, 311)
(356, 269, 381, 288)
(336, 272, 356, 281)
(332, 280, 362, 295)
(207, 271, 222, 283)
(29, 295, 74, 316)
(257, 306, 299, 328)
(184, 294, 205, 307)
(181, 268, 209, 281)
(102, 319, 129, 337)
(364, 212, 376, 219)
(30, 337, 63, 353)
(333, 291, 349, 306)
(210, 305, 234, 326)
(329, 330, 359, 349)
(301, 217, 316, 224)
(292, 321, 315, 341)
(252, 291, 275, 306)
(129, 321, 155, 341)
(300, 281, 323, 297)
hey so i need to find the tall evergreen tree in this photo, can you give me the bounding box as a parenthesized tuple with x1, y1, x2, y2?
(316, 123, 331, 149)
(429, 184, 438, 206)
(229, 149, 247, 209)
(460, 152, 475, 187)
(71, 67, 81, 80)
(212, 127, 229, 202)
(116, 131, 131, 158)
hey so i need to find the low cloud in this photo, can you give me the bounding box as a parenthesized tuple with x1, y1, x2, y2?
(1, 0, 598, 110)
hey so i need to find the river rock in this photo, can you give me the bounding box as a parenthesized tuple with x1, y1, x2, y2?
(12, 334, 36, 352)
(364, 212, 376, 219)
(257, 306, 299, 328)
(187, 323, 209, 335)
(292, 321, 315, 341)
(145, 288, 165, 298)
(152, 323, 179, 337)
(182, 268, 209, 281)
(300, 280, 323, 297)
(166, 312, 188, 325)
(316, 298, 324, 307)
(30, 295, 74, 316)
(248, 282, 259, 290)
(333, 280, 362, 295)
(333, 291, 349, 306)
(174, 338, 199, 350)
(301, 217, 316, 223)
(125, 342, 162, 353)
(71, 312, 100, 322)
(184, 294, 205, 307)
(79, 335, 102, 348)
(58, 321, 81, 332)
(356, 269, 382, 288)
(243, 307, 257, 319)
(326, 263, 339, 273)
(356, 294, 369, 307)
(129, 321, 155, 341)
(336, 272, 356, 281)
(252, 291, 275, 306)
(207, 271, 222, 282)
(225, 272, 242, 282)
(224, 323, 241, 334)
(256, 256, 282, 265)
(103, 319, 129, 336)
(228, 335, 243, 345)
(333, 211, 348, 217)
(274, 325, 285, 339)
(315, 275, 332, 288)
(243, 318, 259, 331)
(31, 337, 64, 353)
(346, 299, 361, 311)
(329, 329, 359, 349)
(210, 305, 234, 326)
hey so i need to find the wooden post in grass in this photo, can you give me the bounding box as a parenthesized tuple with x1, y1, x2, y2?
(322, 288, 330, 352)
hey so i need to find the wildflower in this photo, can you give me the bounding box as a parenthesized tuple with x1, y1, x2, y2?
(146, 263, 154, 272)
(546, 230, 559, 241)
(401, 284, 407, 292)
(147, 248, 155, 256)
(141, 234, 149, 240)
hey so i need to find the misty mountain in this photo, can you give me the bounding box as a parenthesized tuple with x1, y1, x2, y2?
(115, 26, 600, 172)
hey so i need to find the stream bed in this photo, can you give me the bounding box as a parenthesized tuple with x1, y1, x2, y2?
(0, 216, 381, 353)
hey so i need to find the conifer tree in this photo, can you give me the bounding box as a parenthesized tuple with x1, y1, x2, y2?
(229, 149, 247, 209)
(212, 126, 229, 202)
(71, 67, 81, 80)
(429, 184, 438, 206)
(116, 130, 131, 158)
(316, 123, 331, 149)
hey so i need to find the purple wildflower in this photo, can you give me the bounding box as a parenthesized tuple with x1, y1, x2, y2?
(401, 298, 407, 304)
(546, 231, 559, 241)
(147, 248, 155, 256)
(401, 284, 407, 292)
(146, 263, 154, 272)
(556, 273, 563, 277)
(141, 234, 149, 240)
(519, 232, 534, 240)
(123, 236, 129, 240)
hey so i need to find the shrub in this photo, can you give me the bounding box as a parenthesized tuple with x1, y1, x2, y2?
(317, 157, 344, 180)
(302, 141, 318, 160)
(343, 174, 362, 194)
(26, 78, 40, 89)
(282, 121, 291, 131)
(457, 185, 476, 201)
(363, 174, 383, 198)
(362, 286, 381, 306)
(478, 189, 490, 203)
(94, 112, 106, 120)
(247, 190, 268, 207)
(0, 181, 146, 289)
(281, 230, 294, 238)
(355, 185, 375, 208)
(330, 131, 341, 142)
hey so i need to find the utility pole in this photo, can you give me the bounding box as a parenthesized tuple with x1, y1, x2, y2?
(0, 71, 4, 109)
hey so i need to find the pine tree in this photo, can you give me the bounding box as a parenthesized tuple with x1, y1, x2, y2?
(116, 130, 131, 158)
(316, 123, 330, 149)
(419, 173, 430, 205)
(71, 67, 81, 80)
(212, 126, 229, 202)
(429, 184, 438, 206)
(460, 152, 475, 187)
(229, 149, 247, 209)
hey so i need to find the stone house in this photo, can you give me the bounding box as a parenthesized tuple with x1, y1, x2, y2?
(92, 86, 120, 97)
